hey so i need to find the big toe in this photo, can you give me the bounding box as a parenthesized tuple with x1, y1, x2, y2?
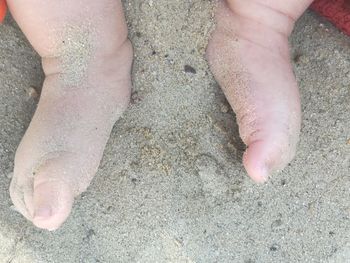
(243, 136, 297, 183)
(32, 180, 74, 231)
(30, 155, 77, 231)
(10, 153, 83, 231)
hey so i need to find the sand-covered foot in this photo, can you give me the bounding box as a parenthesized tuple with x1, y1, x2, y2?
(8, 0, 132, 230)
(207, 0, 313, 183)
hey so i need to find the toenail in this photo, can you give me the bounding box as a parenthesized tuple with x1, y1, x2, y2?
(34, 206, 52, 219)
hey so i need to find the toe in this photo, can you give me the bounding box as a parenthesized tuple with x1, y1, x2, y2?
(29, 153, 86, 231)
(243, 140, 271, 183)
(32, 180, 74, 231)
(242, 136, 297, 183)
(11, 151, 90, 231)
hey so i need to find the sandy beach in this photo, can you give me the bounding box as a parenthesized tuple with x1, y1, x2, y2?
(0, 1, 349, 262)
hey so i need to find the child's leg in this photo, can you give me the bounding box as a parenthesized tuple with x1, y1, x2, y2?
(8, 0, 132, 230)
(207, 0, 313, 182)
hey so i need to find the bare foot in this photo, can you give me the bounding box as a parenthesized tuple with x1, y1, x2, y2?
(207, 0, 313, 183)
(8, 0, 132, 230)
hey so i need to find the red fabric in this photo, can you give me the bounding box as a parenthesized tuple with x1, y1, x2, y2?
(311, 0, 350, 36)
(0, 0, 6, 23)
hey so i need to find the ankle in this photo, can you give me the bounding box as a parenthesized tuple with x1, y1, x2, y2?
(225, 0, 296, 37)
(215, 1, 291, 59)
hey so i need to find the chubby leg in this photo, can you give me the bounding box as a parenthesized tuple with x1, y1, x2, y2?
(207, 0, 313, 182)
(8, 0, 132, 230)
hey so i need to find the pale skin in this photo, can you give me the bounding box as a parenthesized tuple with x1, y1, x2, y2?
(6, 0, 314, 231)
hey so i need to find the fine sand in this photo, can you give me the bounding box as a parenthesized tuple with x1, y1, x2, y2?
(0, 1, 349, 262)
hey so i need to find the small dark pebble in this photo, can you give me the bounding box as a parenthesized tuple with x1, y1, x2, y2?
(293, 52, 303, 63)
(184, 65, 197, 74)
(329, 231, 335, 236)
(135, 32, 142, 37)
(270, 244, 279, 252)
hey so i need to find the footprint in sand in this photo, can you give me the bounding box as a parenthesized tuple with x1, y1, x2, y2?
(194, 154, 229, 200)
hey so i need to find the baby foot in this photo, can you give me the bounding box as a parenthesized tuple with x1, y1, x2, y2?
(207, 0, 313, 182)
(8, 0, 132, 230)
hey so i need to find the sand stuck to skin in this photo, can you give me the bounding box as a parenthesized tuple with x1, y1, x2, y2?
(57, 23, 93, 87)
